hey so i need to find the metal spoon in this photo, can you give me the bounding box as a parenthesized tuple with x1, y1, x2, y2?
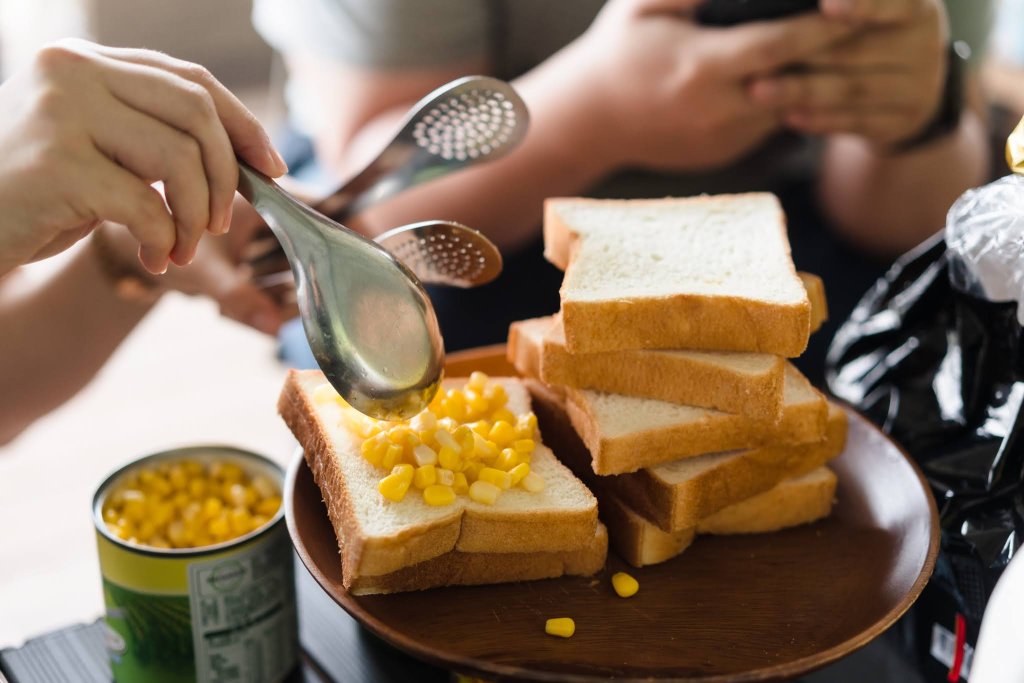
(315, 75, 529, 222)
(253, 220, 503, 290)
(236, 163, 444, 421)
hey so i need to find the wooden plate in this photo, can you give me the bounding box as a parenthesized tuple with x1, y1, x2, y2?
(286, 345, 939, 682)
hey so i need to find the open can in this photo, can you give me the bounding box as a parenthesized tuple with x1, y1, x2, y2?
(92, 445, 298, 682)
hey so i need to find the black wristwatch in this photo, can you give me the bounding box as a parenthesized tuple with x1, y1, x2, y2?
(890, 40, 969, 153)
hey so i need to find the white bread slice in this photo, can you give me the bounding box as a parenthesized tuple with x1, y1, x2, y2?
(544, 195, 811, 357)
(350, 523, 608, 595)
(525, 378, 846, 531)
(800, 272, 828, 332)
(562, 364, 828, 475)
(603, 468, 837, 567)
(508, 315, 785, 420)
(278, 371, 600, 588)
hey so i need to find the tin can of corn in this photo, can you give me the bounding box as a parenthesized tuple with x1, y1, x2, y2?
(92, 445, 298, 683)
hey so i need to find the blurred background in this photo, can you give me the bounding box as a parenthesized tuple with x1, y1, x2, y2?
(1, 0, 1024, 652)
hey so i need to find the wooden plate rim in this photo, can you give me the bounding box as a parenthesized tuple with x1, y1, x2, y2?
(285, 344, 941, 682)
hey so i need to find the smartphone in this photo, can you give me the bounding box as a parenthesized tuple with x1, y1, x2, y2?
(695, 0, 819, 26)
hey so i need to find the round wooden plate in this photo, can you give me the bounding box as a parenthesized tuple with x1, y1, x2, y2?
(286, 345, 939, 682)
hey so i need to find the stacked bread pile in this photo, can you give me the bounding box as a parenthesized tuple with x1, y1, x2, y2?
(508, 194, 847, 566)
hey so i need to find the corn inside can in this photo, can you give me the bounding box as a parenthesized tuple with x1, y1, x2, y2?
(93, 445, 298, 683)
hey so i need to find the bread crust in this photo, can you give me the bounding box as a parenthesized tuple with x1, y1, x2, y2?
(508, 315, 786, 420)
(561, 371, 828, 475)
(350, 523, 608, 595)
(278, 371, 599, 588)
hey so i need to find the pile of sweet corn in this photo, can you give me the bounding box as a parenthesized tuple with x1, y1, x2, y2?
(102, 459, 281, 549)
(315, 371, 545, 507)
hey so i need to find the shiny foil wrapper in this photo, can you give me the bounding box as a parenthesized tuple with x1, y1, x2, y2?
(1010, 115, 1024, 174)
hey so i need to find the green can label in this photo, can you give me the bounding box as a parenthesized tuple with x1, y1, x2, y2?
(101, 524, 296, 682)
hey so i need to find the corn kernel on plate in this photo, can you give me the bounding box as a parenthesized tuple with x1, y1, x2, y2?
(285, 345, 939, 682)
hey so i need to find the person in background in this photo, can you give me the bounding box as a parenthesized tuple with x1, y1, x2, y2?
(0, 39, 289, 443)
(253, 0, 992, 379)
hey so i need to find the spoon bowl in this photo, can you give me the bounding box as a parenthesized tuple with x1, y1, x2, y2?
(238, 164, 444, 421)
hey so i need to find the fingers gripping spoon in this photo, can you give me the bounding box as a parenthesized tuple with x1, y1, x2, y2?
(237, 164, 444, 421)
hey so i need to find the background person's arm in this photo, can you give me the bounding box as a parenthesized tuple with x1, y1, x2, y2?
(266, 0, 856, 251)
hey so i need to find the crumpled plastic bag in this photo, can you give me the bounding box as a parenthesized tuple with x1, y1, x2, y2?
(827, 175, 1024, 679)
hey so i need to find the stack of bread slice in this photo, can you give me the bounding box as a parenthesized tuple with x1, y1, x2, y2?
(508, 194, 847, 566)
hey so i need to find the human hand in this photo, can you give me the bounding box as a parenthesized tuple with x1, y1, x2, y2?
(98, 197, 289, 335)
(556, 0, 858, 172)
(748, 0, 948, 148)
(0, 39, 286, 278)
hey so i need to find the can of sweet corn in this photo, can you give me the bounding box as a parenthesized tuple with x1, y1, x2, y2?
(92, 445, 298, 683)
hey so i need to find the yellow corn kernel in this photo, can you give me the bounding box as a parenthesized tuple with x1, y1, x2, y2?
(137, 520, 157, 542)
(463, 461, 484, 482)
(187, 478, 208, 499)
(148, 536, 171, 550)
(467, 370, 489, 392)
(121, 490, 146, 522)
(545, 618, 575, 638)
(491, 408, 516, 426)
(208, 513, 230, 539)
(182, 501, 202, 524)
(453, 472, 469, 494)
(611, 572, 639, 598)
(443, 390, 467, 420)
(478, 467, 512, 490)
(468, 420, 492, 437)
(410, 410, 437, 433)
(472, 433, 498, 462)
(434, 428, 460, 453)
(468, 480, 501, 505)
(413, 464, 437, 489)
(495, 449, 519, 471)
(202, 496, 224, 519)
(213, 462, 244, 483)
(168, 464, 188, 491)
(170, 491, 190, 511)
(486, 383, 508, 409)
(226, 482, 254, 508)
(183, 460, 204, 477)
(382, 444, 404, 470)
(391, 463, 414, 481)
(144, 475, 173, 498)
(361, 434, 387, 465)
(252, 475, 278, 500)
(229, 507, 253, 536)
(516, 413, 538, 438)
(513, 439, 535, 455)
(436, 468, 455, 487)
(488, 421, 517, 448)
(251, 514, 270, 530)
(387, 426, 413, 444)
(466, 392, 490, 419)
(453, 424, 473, 448)
(422, 484, 456, 506)
(413, 444, 438, 467)
(378, 473, 411, 502)
(508, 463, 530, 485)
(102, 507, 118, 524)
(438, 446, 462, 472)
(521, 471, 546, 493)
(256, 496, 282, 517)
(151, 501, 174, 527)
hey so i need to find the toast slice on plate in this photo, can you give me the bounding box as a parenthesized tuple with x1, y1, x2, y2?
(279, 370, 600, 589)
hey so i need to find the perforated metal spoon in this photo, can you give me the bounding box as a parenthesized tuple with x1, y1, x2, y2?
(253, 220, 502, 290)
(237, 163, 443, 421)
(315, 75, 529, 222)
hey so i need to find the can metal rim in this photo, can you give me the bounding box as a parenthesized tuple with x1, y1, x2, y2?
(93, 444, 286, 558)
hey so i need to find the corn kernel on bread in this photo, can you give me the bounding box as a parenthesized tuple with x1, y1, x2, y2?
(603, 468, 837, 567)
(349, 523, 608, 595)
(508, 315, 785, 420)
(525, 378, 846, 531)
(278, 371, 599, 588)
(544, 195, 811, 356)
(561, 364, 828, 475)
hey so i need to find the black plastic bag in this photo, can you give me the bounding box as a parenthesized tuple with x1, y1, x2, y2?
(827, 219, 1024, 680)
